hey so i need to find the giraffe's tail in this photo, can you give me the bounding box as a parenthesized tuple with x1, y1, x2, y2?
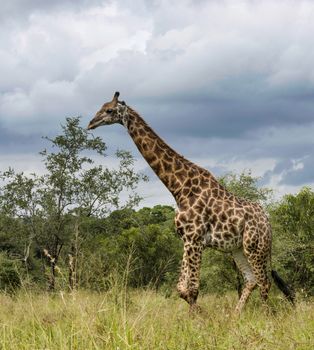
(271, 270, 295, 305)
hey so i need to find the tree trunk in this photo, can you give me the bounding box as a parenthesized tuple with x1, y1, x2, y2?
(68, 220, 79, 291)
(49, 260, 56, 291)
(44, 240, 63, 291)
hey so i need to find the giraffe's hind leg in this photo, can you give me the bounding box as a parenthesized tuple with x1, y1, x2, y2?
(248, 253, 271, 305)
(232, 249, 257, 314)
(244, 230, 272, 306)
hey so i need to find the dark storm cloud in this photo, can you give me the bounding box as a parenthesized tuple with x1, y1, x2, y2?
(0, 0, 105, 20)
(261, 153, 314, 188)
(279, 155, 314, 186)
(0, 121, 49, 154)
(143, 96, 314, 139)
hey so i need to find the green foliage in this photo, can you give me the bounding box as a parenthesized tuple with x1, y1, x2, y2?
(270, 187, 314, 295)
(0, 117, 145, 290)
(0, 252, 21, 292)
(218, 170, 273, 205)
(114, 223, 181, 288)
(200, 250, 239, 294)
(39, 117, 144, 218)
(78, 205, 181, 291)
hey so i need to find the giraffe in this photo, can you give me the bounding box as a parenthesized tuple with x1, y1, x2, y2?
(87, 92, 295, 314)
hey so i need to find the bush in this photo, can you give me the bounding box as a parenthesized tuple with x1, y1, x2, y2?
(270, 187, 314, 296)
(0, 252, 21, 292)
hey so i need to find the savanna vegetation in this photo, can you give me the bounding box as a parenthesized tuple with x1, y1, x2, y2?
(0, 118, 313, 349)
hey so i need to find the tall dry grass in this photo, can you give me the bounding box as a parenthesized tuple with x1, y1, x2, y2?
(0, 288, 313, 350)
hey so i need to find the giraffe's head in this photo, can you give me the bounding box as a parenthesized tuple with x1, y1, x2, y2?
(87, 91, 128, 130)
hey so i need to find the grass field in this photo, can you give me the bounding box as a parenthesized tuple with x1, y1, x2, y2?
(0, 289, 313, 350)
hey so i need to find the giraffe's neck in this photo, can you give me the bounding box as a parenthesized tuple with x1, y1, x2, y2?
(124, 108, 214, 202)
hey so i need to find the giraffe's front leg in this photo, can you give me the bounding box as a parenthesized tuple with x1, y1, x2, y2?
(177, 241, 203, 313)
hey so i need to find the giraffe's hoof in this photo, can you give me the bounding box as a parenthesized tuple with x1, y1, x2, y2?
(189, 303, 202, 316)
(232, 309, 242, 318)
(262, 303, 273, 316)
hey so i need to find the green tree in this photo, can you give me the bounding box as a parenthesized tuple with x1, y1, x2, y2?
(0, 117, 146, 290)
(270, 187, 314, 296)
(0, 252, 21, 292)
(0, 169, 46, 282)
(219, 171, 273, 206)
(77, 205, 180, 291)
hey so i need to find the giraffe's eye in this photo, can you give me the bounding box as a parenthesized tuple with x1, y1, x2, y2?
(107, 109, 113, 114)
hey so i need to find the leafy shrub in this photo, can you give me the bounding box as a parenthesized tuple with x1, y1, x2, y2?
(0, 252, 21, 292)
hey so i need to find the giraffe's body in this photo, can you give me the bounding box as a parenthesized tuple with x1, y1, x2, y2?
(88, 92, 294, 313)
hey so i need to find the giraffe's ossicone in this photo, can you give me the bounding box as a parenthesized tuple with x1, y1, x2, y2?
(88, 92, 295, 314)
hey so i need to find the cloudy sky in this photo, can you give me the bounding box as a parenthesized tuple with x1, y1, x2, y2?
(1, 0, 314, 207)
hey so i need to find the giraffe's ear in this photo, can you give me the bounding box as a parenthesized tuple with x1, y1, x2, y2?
(113, 91, 120, 101)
